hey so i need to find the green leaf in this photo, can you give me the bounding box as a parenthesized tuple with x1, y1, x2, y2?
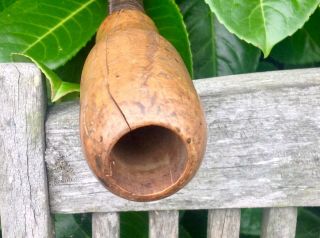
(121, 212, 148, 238)
(240, 208, 261, 236)
(270, 9, 320, 65)
(13, 53, 80, 102)
(54, 38, 95, 84)
(180, 210, 207, 238)
(0, 0, 106, 69)
(177, 0, 260, 79)
(296, 208, 320, 238)
(0, 0, 16, 12)
(51, 38, 94, 101)
(204, 0, 320, 57)
(179, 225, 192, 238)
(55, 214, 91, 238)
(144, 0, 193, 77)
(284, 62, 320, 70)
(257, 61, 278, 72)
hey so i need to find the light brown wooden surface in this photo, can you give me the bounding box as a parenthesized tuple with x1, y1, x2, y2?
(81, 9, 206, 201)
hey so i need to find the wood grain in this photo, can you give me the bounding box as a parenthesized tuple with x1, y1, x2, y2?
(92, 212, 120, 238)
(207, 209, 240, 238)
(149, 210, 179, 238)
(261, 207, 297, 238)
(45, 68, 320, 213)
(81, 9, 206, 201)
(0, 64, 53, 237)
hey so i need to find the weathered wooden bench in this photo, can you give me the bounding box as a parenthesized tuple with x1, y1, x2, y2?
(1, 63, 320, 238)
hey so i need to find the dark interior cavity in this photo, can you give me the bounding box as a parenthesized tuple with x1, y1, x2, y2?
(109, 126, 187, 195)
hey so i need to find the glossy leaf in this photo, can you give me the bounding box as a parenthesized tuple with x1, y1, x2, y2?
(144, 0, 193, 76)
(0, 0, 106, 69)
(121, 212, 148, 238)
(55, 214, 91, 238)
(284, 62, 320, 70)
(0, 0, 16, 11)
(204, 0, 320, 57)
(54, 38, 95, 84)
(257, 61, 278, 72)
(271, 9, 320, 65)
(296, 208, 320, 238)
(177, 0, 260, 79)
(179, 225, 192, 238)
(240, 208, 261, 236)
(180, 210, 207, 238)
(13, 53, 80, 102)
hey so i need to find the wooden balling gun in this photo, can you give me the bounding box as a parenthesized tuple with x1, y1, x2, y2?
(80, 0, 207, 201)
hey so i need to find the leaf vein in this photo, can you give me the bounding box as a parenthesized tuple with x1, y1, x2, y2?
(22, 0, 96, 54)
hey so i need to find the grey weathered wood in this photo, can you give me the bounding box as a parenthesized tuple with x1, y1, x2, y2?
(261, 207, 297, 238)
(0, 64, 53, 237)
(92, 212, 120, 238)
(149, 210, 179, 238)
(207, 209, 240, 238)
(46, 68, 320, 213)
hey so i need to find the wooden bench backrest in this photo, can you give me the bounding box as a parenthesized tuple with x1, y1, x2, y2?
(1, 63, 320, 237)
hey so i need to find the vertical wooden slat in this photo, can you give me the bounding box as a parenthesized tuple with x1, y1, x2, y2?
(207, 209, 241, 238)
(261, 207, 297, 238)
(92, 212, 120, 238)
(0, 64, 53, 237)
(149, 210, 179, 238)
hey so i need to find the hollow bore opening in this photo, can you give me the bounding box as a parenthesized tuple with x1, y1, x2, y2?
(109, 125, 188, 196)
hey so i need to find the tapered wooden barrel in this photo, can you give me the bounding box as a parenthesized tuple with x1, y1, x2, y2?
(80, 9, 207, 201)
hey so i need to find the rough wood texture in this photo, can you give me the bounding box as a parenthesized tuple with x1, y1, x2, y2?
(207, 209, 240, 238)
(0, 64, 53, 237)
(92, 213, 119, 238)
(149, 210, 179, 238)
(261, 207, 297, 238)
(46, 68, 320, 213)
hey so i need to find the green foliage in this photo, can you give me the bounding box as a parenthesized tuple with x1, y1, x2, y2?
(177, 0, 261, 78)
(0, 0, 15, 11)
(271, 8, 320, 65)
(180, 210, 207, 238)
(120, 212, 148, 238)
(0, 0, 106, 69)
(204, 0, 320, 57)
(296, 208, 320, 238)
(0, 0, 106, 101)
(1, 0, 320, 237)
(144, 0, 193, 76)
(13, 53, 80, 102)
(55, 214, 91, 238)
(240, 209, 262, 237)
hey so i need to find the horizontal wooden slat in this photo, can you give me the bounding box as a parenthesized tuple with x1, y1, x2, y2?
(207, 209, 240, 238)
(46, 68, 320, 213)
(149, 210, 179, 238)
